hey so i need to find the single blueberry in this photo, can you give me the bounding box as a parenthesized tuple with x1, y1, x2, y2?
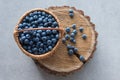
(74, 47, 78, 53)
(28, 50, 32, 53)
(79, 55, 85, 62)
(53, 21, 58, 26)
(37, 30, 42, 33)
(41, 32, 46, 36)
(40, 43, 44, 47)
(52, 30, 57, 34)
(29, 41, 33, 45)
(65, 34, 70, 40)
(67, 44, 72, 49)
(32, 47, 38, 52)
(34, 37, 40, 42)
(62, 38, 66, 43)
(72, 24, 76, 29)
(70, 37, 74, 42)
(48, 46, 52, 51)
(70, 32, 75, 38)
(52, 38, 57, 43)
(55, 34, 59, 39)
(39, 48, 44, 53)
(18, 24, 23, 28)
(41, 12, 46, 16)
(46, 30, 51, 34)
(82, 34, 87, 40)
(24, 39, 29, 44)
(42, 36, 47, 41)
(69, 13, 74, 18)
(29, 17, 34, 22)
(47, 40, 52, 45)
(69, 9, 74, 13)
(79, 27, 84, 32)
(65, 27, 70, 33)
(38, 18, 43, 23)
(72, 30, 77, 34)
(25, 34, 31, 39)
(68, 49, 74, 55)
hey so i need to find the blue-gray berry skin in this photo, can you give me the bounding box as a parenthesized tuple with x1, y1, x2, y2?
(82, 34, 87, 40)
(65, 27, 70, 33)
(79, 55, 85, 62)
(79, 27, 84, 32)
(69, 13, 74, 18)
(74, 47, 78, 53)
(18, 11, 59, 55)
(69, 9, 74, 13)
(65, 34, 70, 40)
(70, 32, 75, 38)
(72, 30, 77, 34)
(67, 44, 73, 49)
(68, 49, 74, 55)
(62, 38, 66, 43)
(72, 24, 76, 29)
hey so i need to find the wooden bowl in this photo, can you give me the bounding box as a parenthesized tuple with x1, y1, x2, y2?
(13, 8, 64, 60)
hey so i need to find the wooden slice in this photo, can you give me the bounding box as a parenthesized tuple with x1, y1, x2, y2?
(34, 6, 98, 75)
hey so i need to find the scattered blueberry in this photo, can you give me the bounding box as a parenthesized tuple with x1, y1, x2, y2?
(65, 27, 70, 33)
(72, 24, 76, 29)
(82, 34, 87, 40)
(62, 38, 66, 43)
(69, 13, 74, 18)
(70, 32, 75, 38)
(79, 27, 84, 32)
(72, 30, 77, 34)
(68, 49, 74, 55)
(69, 9, 74, 13)
(65, 34, 70, 40)
(79, 55, 85, 62)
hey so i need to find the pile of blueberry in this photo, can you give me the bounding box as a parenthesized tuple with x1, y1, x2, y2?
(18, 10, 59, 55)
(62, 23, 87, 62)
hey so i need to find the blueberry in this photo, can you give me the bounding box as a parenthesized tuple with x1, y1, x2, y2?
(37, 30, 42, 33)
(52, 30, 57, 34)
(45, 48, 49, 52)
(74, 47, 78, 53)
(53, 21, 58, 26)
(70, 37, 74, 42)
(72, 30, 77, 34)
(28, 50, 32, 53)
(40, 43, 44, 47)
(35, 37, 40, 42)
(72, 24, 76, 29)
(18, 24, 23, 28)
(67, 44, 72, 49)
(52, 38, 57, 43)
(55, 34, 59, 39)
(47, 40, 52, 45)
(62, 38, 66, 43)
(69, 9, 74, 13)
(39, 48, 44, 53)
(79, 55, 85, 62)
(46, 30, 51, 34)
(69, 13, 74, 18)
(82, 34, 87, 40)
(65, 27, 70, 33)
(32, 47, 38, 52)
(29, 17, 34, 22)
(36, 33, 41, 37)
(29, 41, 33, 45)
(70, 32, 75, 38)
(48, 46, 52, 51)
(41, 32, 46, 36)
(79, 27, 84, 32)
(68, 49, 74, 55)
(38, 18, 43, 23)
(41, 12, 46, 16)
(65, 34, 70, 40)
(26, 34, 30, 39)
(24, 39, 29, 44)
(42, 36, 47, 41)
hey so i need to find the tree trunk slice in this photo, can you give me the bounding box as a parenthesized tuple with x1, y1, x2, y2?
(34, 6, 98, 75)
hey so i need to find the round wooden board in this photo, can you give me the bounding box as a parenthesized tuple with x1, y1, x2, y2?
(34, 6, 97, 75)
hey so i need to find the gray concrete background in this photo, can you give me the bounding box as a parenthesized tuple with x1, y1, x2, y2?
(0, 0, 120, 80)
